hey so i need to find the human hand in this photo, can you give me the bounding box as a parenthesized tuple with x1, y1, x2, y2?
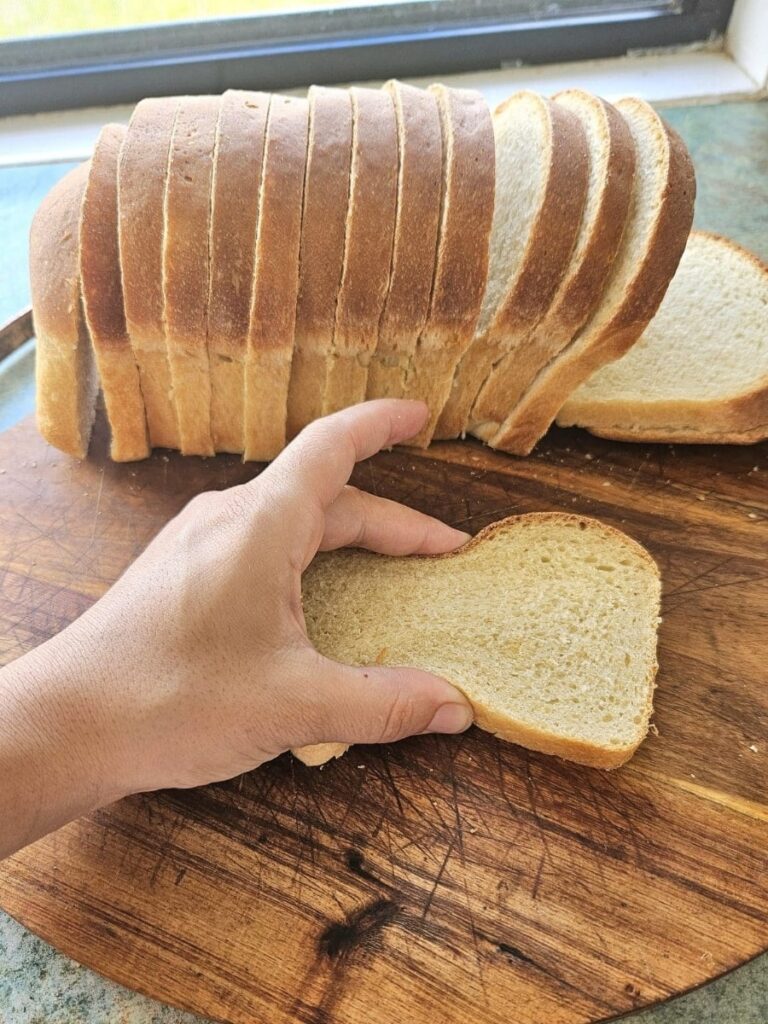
(1, 400, 472, 855)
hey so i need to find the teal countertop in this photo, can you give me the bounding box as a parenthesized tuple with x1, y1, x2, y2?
(1, 98, 767, 1024)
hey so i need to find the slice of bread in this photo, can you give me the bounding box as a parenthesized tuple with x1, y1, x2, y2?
(31, 162, 98, 460)
(484, 98, 696, 456)
(300, 513, 661, 769)
(80, 124, 149, 463)
(465, 95, 590, 433)
(163, 94, 221, 457)
(434, 93, 585, 441)
(557, 231, 768, 443)
(406, 84, 495, 447)
(208, 90, 270, 454)
(365, 80, 443, 401)
(118, 96, 181, 450)
(244, 95, 309, 461)
(471, 91, 635, 441)
(287, 86, 353, 439)
(323, 86, 398, 415)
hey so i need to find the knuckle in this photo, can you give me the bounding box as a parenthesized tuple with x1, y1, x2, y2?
(379, 689, 418, 743)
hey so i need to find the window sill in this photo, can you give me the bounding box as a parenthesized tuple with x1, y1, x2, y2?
(0, 47, 764, 168)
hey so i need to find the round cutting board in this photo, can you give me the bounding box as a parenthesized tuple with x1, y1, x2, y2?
(0, 412, 766, 1024)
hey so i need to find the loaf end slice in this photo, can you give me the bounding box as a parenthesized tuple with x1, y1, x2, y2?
(557, 231, 768, 443)
(301, 513, 661, 769)
(32, 162, 98, 460)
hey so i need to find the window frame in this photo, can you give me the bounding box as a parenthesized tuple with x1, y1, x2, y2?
(0, 0, 736, 117)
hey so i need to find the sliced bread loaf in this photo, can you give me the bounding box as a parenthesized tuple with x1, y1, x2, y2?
(244, 95, 309, 461)
(557, 231, 768, 443)
(300, 513, 661, 769)
(287, 86, 352, 439)
(406, 84, 495, 446)
(365, 80, 443, 401)
(484, 98, 696, 456)
(163, 94, 221, 456)
(31, 162, 98, 460)
(118, 96, 180, 450)
(80, 124, 149, 463)
(208, 90, 270, 454)
(323, 86, 398, 415)
(434, 92, 587, 440)
(471, 91, 635, 441)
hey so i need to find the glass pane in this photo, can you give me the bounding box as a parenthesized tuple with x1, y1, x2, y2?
(0, 0, 662, 42)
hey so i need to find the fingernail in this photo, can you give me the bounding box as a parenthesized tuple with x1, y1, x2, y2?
(427, 703, 473, 734)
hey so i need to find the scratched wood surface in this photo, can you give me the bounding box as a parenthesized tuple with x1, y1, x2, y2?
(0, 411, 766, 1024)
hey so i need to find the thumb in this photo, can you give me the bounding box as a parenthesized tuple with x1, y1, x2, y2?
(303, 656, 474, 749)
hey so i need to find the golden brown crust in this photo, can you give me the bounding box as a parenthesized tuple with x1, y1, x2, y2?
(118, 97, 181, 450)
(80, 124, 150, 463)
(287, 86, 352, 438)
(208, 90, 270, 454)
(365, 81, 443, 401)
(164, 95, 221, 457)
(473, 94, 635, 437)
(468, 97, 590, 428)
(244, 95, 309, 461)
(323, 86, 399, 415)
(486, 100, 696, 456)
(406, 84, 495, 446)
(31, 162, 98, 460)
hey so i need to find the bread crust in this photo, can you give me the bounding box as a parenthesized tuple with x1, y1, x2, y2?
(208, 90, 270, 454)
(408, 84, 495, 446)
(244, 95, 309, 461)
(119, 97, 181, 450)
(299, 512, 661, 770)
(366, 81, 443, 401)
(31, 162, 98, 460)
(287, 86, 352, 439)
(486, 100, 696, 456)
(472, 93, 635, 440)
(557, 232, 768, 443)
(323, 86, 398, 415)
(164, 95, 221, 456)
(80, 124, 149, 463)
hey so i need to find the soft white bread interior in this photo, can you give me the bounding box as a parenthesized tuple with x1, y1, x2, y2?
(557, 231, 768, 442)
(299, 513, 661, 770)
(481, 98, 695, 456)
(32, 162, 98, 460)
(80, 124, 149, 463)
(470, 91, 635, 439)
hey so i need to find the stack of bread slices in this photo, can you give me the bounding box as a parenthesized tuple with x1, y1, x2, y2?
(32, 82, 704, 463)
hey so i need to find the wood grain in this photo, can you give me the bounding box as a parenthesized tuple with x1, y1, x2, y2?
(0, 412, 766, 1024)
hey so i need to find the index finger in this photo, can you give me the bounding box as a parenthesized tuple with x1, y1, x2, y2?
(263, 399, 429, 508)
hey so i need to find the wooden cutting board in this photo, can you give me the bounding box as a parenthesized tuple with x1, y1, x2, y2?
(0, 410, 766, 1024)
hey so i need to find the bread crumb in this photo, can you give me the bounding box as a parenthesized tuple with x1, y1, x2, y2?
(649, 723, 660, 736)
(357, 764, 366, 769)
(749, 743, 758, 753)
(602, 481, 611, 488)
(748, 513, 758, 520)
(585, 453, 593, 461)
(697, 495, 705, 501)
